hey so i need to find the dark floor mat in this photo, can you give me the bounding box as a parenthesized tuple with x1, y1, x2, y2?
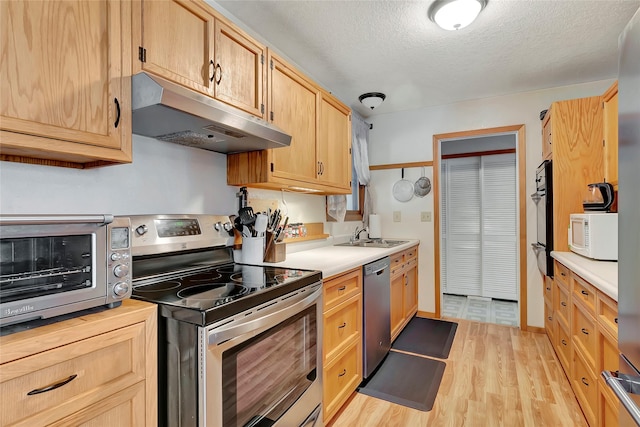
(391, 317, 458, 359)
(357, 351, 446, 411)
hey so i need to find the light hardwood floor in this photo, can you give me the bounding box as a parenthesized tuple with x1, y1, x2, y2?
(328, 318, 587, 427)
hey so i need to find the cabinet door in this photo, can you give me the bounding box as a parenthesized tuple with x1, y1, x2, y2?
(268, 54, 318, 183)
(214, 21, 265, 118)
(603, 83, 618, 189)
(403, 264, 418, 319)
(0, 0, 131, 163)
(390, 274, 405, 340)
(139, 0, 215, 96)
(317, 93, 352, 190)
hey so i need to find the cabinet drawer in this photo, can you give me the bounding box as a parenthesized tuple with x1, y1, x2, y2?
(390, 252, 404, 276)
(323, 268, 362, 310)
(404, 247, 417, 262)
(555, 261, 570, 286)
(0, 323, 146, 426)
(597, 291, 618, 339)
(543, 276, 554, 306)
(572, 274, 596, 315)
(555, 321, 571, 373)
(544, 300, 555, 343)
(598, 327, 619, 375)
(324, 296, 361, 362)
(572, 301, 597, 374)
(572, 349, 597, 427)
(323, 340, 361, 422)
(598, 376, 619, 427)
(554, 280, 570, 330)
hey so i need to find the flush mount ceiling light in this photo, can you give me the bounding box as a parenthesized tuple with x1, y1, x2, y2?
(428, 0, 487, 31)
(358, 92, 386, 109)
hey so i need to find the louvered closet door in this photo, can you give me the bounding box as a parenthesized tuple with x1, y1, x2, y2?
(443, 157, 482, 296)
(481, 154, 518, 300)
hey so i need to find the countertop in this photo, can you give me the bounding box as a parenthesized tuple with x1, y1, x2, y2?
(264, 239, 420, 278)
(551, 251, 618, 301)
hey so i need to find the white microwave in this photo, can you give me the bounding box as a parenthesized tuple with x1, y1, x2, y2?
(568, 213, 618, 261)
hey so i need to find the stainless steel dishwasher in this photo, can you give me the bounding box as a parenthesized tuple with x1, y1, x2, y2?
(362, 256, 391, 379)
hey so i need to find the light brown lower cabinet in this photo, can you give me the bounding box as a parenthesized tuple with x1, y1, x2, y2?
(0, 299, 157, 427)
(322, 267, 363, 424)
(390, 246, 419, 341)
(547, 260, 619, 427)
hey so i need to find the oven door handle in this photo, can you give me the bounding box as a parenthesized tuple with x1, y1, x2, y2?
(602, 370, 640, 425)
(208, 286, 322, 345)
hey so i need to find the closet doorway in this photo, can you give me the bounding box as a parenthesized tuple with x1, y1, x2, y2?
(433, 125, 527, 329)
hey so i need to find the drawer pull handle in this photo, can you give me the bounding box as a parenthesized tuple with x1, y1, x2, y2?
(581, 328, 589, 335)
(561, 301, 567, 307)
(561, 272, 566, 276)
(338, 286, 346, 291)
(27, 374, 78, 396)
(561, 339, 567, 346)
(338, 322, 346, 329)
(581, 377, 590, 387)
(338, 369, 346, 377)
(615, 317, 619, 324)
(581, 290, 589, 296)
(546, 287, 551, 291)
(548, 316, 553, 321)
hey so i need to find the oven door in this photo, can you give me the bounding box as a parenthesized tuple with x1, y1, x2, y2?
(202, 284, 323, 427)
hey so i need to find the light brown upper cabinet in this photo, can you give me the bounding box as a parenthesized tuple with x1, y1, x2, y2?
(0, 0, 132, 167)
(544, 96, 604, 252)
(602, 81, 618, 190)
(318, 92, 353, 189)
(227, 51, 352, 194)
(542, 109, 553, 160)
(133, 0, 265, 119)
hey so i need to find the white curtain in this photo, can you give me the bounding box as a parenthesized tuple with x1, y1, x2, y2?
(327, 112, 374, 226)
(352, 113, 373, 227)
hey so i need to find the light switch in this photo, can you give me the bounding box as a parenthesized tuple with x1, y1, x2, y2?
(393, 211, 401, 222)
(421, 211, 432, 222)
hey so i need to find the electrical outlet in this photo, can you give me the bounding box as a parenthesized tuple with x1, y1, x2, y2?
(421, 211, 432, 222)
(393, 211, 401, 222)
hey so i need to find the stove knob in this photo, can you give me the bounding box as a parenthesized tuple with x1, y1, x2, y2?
(136, 224, 148, 236)
(110, 252, 122, 261)
(214, 221, 222, 232)
(113, 263, 130, 278)
(113, 281, 130, 297)
(223, 222, 233, 232)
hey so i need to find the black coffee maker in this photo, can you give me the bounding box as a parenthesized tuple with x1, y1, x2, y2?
(583, 182, 615, 211)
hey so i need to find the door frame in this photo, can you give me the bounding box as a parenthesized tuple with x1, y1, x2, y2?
(433, 125, 528, 330)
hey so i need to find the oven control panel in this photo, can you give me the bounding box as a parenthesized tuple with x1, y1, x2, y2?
(126, 214, 234, 257)
(106, 216, 132, 302)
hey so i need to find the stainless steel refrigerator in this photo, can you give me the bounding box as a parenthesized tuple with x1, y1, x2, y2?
(602, 6, 640, 426)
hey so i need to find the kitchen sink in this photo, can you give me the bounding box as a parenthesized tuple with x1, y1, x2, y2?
(335, 239, 408, 248)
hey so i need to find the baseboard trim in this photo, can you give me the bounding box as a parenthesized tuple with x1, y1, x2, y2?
(526, 326, 546, 334)
(416, 310, 436, 318)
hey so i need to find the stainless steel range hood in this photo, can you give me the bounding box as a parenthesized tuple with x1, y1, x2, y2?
(131, 72, 291, 153)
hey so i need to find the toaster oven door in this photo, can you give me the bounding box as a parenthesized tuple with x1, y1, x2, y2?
(0, 215, 114, 325)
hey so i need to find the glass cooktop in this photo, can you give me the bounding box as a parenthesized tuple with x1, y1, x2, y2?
(131, 263, 321, 326)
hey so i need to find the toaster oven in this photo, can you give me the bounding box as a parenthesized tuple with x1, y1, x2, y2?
(0, 215, 132, 326)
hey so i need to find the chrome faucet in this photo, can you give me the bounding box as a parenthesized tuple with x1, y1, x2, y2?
(351, 226, 368, 243)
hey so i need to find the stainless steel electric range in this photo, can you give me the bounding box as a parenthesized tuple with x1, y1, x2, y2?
(127, 214, 323, 427)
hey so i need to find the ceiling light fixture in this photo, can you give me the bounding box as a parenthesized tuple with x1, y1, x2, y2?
(428, 0, 487, 31)
(358, 92, 386, 109)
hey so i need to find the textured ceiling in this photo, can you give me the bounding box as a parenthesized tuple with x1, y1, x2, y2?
(215, 0, 640, 118)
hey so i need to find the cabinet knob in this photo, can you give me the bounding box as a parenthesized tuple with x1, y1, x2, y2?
(561, 339, 567, 346)
(581, 377, 590, 387)
(338, 369, 346, 378)
(338, 322, 346, 329)
(581, 290, 589, 296)
(581, 328, 589, 335)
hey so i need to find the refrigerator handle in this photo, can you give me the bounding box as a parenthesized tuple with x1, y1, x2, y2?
(602, 370, 640, 425)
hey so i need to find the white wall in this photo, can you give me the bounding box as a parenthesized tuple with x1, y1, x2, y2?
(0, 135, 238, 215)
(367, 79, 615, 328)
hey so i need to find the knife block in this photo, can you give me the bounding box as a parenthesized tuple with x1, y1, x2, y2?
(264, 241, 286, 263)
